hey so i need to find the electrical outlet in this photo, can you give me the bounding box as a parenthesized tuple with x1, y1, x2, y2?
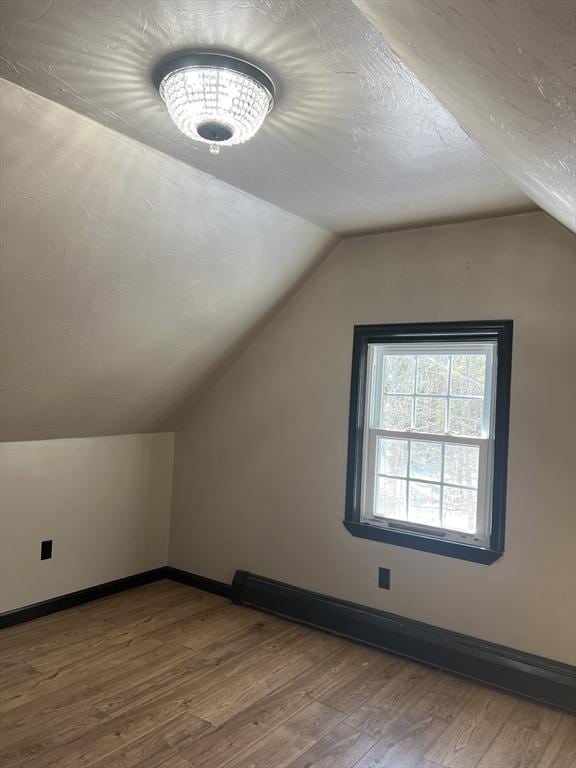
(378, 567, 391, 590)
(41, 540, 53, 560)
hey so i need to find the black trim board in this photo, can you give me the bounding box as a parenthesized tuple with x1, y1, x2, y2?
(232, 570, 576, 713)
(4, 565, 574, 713)
(343, 520, 502, 564)
(344, 320, 513, 564)
(164, 566, 233, 599)
(0, 568, 168, 629)
(0, 567, 232, 629)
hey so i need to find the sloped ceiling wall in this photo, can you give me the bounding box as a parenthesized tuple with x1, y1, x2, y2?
(0, 0, 532, 234)
(353, 0, 576, 232)
(0, 80, 334, 442)
(1, 0, 572, 443)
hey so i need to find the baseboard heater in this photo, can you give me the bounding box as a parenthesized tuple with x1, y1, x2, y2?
(232, 570, 576, 713)
(1, 566, 573, 712)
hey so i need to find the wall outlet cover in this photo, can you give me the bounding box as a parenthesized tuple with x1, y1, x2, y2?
(378, 567, 391, 589)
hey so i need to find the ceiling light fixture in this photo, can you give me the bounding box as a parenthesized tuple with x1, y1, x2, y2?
(155, 52, 275, 155)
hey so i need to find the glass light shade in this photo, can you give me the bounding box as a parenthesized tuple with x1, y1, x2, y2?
(159, 65, 273, 150)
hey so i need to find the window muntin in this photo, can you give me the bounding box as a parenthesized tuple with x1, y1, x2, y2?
(362, 342, 496, 546)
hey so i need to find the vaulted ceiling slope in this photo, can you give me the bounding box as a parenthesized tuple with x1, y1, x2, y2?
(0, 80, 334, 442)
(353, 0, 576, 233)
(0, 0, 532, 234)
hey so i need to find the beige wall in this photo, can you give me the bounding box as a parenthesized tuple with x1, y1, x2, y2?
(0, 80, 332, 442)
(170, 212, 576, 664)
(0, 433, 173, 612)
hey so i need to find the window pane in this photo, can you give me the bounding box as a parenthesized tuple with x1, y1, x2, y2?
(408, 481, 441, 526)
(444, 444, 480, 488)
(443, 487, 477, 533)
(451, 355, 486, 397)
(383, 355, 415, 394)
(410, 441, 442, 482)
(414, 396, 446, 433)
(449, 398, 484, 437)
(416, 355, 449, 395)
(382, 395, 412, 431)
(378, 438, 408, 477)
(376, 477, 407, 519)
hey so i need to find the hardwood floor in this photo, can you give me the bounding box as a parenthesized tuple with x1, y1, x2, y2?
(0, 580, 573, 768)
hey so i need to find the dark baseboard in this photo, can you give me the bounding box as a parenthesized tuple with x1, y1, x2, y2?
(4, 564, 573, 713)
(232, 570, 576, 713)
(0, 568, 168, 629)
(164, 566, 233, 599)
(0, 566, 234, 630)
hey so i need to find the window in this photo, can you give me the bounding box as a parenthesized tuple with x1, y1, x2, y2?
(345, 321, 513, 563)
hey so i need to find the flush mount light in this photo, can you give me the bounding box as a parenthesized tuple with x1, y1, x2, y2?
(154, 52, 275, 154)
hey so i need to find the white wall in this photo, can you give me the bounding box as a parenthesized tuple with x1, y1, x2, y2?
(170, 212, 576, 664)
(0, 432, 173, 612)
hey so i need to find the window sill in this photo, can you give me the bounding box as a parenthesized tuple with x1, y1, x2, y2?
(343, 520, 503, 564)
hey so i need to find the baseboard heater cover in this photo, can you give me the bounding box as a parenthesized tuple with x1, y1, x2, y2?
(232, 570, 576, 713)
(2, 565, 574, 713)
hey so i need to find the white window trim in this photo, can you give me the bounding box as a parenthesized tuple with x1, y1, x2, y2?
(360, 342, 497, 547)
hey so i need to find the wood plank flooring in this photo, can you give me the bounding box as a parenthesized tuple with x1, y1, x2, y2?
(0, 580, 573, 768)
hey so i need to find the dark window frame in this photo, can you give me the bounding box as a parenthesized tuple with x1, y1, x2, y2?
(344, 320, 513, 564)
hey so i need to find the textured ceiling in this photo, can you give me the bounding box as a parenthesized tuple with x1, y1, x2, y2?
(0, 0, 532, 234)
(354, 0, 576, 233)
(0, 80, 333, 441)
